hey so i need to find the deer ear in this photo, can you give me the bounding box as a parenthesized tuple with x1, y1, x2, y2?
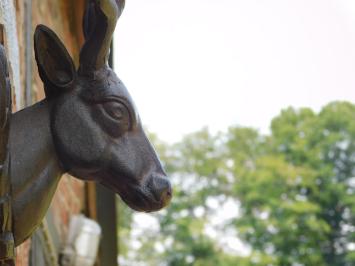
(34, 25, 76, 98)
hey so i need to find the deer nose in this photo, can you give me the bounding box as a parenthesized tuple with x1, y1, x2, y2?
(151, 176, 172, 206)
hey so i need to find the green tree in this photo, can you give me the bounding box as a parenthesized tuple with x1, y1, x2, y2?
(119, 101, 355, 266)
(228, 102, 355, 265)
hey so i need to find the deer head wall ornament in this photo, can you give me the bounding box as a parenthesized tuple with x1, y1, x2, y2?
(0, 0, 172, 250)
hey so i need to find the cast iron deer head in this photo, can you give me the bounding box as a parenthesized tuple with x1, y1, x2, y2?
(6, 0, 171, 246)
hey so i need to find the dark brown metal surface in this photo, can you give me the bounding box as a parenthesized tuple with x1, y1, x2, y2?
(0, 0, 172, 250)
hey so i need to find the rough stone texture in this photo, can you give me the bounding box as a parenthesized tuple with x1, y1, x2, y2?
(7, 0, 86, 264)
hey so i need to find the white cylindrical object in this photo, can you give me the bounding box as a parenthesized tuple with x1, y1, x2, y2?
(61, 215, 102, 266)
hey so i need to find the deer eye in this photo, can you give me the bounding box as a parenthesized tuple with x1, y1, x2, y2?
(91, 99, 133, 137)
(103, 101, 126, 120)
(102, 101, 131, 130)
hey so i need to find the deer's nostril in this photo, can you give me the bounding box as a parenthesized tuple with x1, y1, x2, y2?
(151, 176, 172, 204)
(166, 187, 172, 197)
(161, 185, 172, 202)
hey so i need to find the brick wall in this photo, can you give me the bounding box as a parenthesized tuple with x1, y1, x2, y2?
(12, 0, 86, 265)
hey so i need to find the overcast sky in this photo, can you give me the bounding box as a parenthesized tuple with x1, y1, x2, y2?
(114, 0, 355, 143)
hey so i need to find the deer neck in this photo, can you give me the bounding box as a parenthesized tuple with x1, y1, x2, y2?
(9, 99, 65, 245)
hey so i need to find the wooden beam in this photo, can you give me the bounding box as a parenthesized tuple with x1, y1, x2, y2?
(0, 24, 5, 45)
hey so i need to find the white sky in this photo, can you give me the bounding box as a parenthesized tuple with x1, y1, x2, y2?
(114, 0, 355, 143)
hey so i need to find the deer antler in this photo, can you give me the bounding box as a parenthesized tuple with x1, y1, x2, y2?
(79, 0, 125, 74)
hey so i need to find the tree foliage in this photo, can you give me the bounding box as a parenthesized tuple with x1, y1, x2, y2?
(119, 101, 355, 266)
